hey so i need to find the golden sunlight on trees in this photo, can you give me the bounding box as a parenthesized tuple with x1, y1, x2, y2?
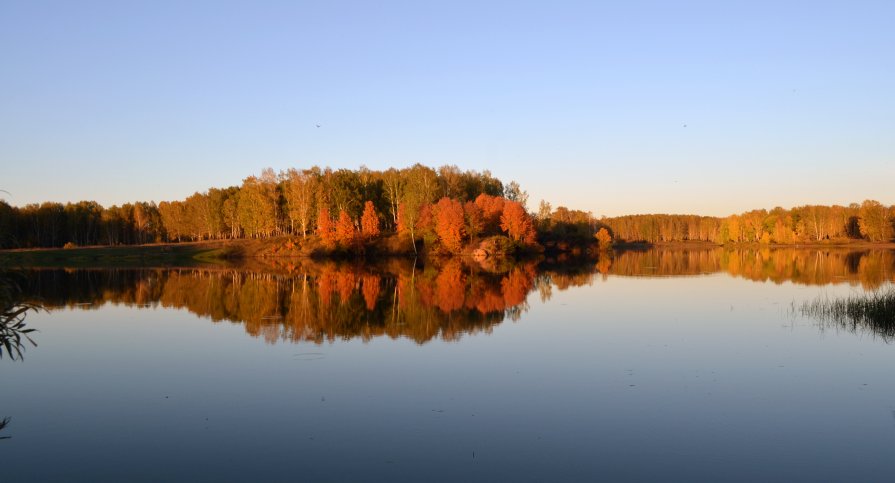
(398, 164, 439, 250)
(396, 203, 409, 237)
(237, 175, 278, 238)
(5, 162, 893, 251)
(595, 227, 612, 250)
(284, 168, 319, 238)
(0, 163, 513, 249)
(859, 200, 894, 242)
(604, 201, 894, 245)
(381, 168, 405, 228)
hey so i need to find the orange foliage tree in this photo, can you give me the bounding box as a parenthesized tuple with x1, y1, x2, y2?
(475, 194, 506, 232)
(360, 201, 380, 239)
(500, 200, 537, 245)
(334, 210, 356, 247)
(415, 204, 435, 241)
(595, 227, 612, 250)
(317, 207, 335, 247)
(433, 197, 466, 252)
(464, 201, 484, 241)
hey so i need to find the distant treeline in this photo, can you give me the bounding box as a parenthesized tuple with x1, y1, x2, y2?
(1, 164, 893, 249)
(604, 201, 895, 244)
(601, 247, 895, 289)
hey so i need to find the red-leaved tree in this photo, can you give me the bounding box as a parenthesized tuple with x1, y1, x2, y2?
(317, 207, 335, 247)
(360, 201, 380, 239)
(335, 210, 356, 247)
(434, 197, 466, 252)
(464, 201, 484, 241)
(475, 194, 506, 232)
(500, 200, 537, 245)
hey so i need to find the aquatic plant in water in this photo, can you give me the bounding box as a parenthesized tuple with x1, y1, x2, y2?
(799, 287, 895, 341)
(0, 417, 10, 440)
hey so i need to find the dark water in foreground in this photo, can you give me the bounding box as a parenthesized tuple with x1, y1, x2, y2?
(2, 248, 895, 482)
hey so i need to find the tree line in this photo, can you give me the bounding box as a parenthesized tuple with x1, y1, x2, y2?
(0, 200, 162, 248)
(2, 163, 893, 249)
(0, 164, 536, 250)
(600, 247, 894, 289)
(603, 201, 895, 244)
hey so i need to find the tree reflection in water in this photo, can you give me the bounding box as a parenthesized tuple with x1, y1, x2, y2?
(11, 248, 895, 345)
(15, 259, 546, 345)
(592, 247, 895, 289)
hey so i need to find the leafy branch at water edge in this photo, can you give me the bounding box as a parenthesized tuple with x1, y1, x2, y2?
(0, 273, 40, 360)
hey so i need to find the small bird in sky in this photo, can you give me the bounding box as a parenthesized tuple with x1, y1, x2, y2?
(683, 124, 687, 128)
(316, 123, 321, 128)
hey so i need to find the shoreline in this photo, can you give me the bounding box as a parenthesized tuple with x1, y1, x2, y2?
(1, 237, 894, 269)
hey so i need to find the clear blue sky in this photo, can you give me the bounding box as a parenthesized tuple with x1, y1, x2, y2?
(1, 0, 893, 217)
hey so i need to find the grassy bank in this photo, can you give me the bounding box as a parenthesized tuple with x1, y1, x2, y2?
(0, 241, 233, 268)
(0, 233, 537, 268)
(0, 235, 423, 268)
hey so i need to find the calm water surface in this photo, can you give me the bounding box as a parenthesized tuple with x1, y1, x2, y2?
(3, 248, 895, 482)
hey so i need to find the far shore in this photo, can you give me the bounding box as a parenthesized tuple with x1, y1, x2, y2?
(1, 236, 894, 269)
(650, 240, 895, 249)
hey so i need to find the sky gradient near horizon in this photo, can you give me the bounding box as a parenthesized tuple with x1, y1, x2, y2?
(2, 0, 893, 217)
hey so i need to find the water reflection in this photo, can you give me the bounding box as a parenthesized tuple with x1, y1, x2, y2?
(799, 288, 895, 342)
(596, 247, 895, 288)
(13, 248, 895, 345)
(6, 249, 895, 482)
(18, 260, 547, 345)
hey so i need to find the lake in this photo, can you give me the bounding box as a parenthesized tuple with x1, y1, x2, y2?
(2, 247, 895, 482)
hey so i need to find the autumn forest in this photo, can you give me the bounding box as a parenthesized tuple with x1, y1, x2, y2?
(1, 164, 893, 253)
